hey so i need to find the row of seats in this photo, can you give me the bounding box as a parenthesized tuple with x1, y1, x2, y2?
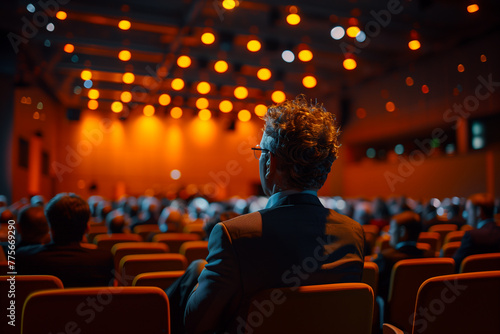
(2, 269, 499, 334)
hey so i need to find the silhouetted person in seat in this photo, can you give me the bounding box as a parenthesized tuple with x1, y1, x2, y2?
(167, 96, 365, 334)
(454, 193, 500, 271)
(106, 209, 127, 234)
(17, 193, 114, 287)
(373, 210, 433, 304)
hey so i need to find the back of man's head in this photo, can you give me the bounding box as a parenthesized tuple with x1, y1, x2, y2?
(45, 193, 90, 243)
(18, 205, 50, 244)
(468, 193, 495, 219)
(391, 210, 422, 242)
(0, 208, 14, 226)
(106, 210, 126, 234)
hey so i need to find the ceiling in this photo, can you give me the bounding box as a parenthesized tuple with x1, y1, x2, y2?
(2, 0, 500, 120)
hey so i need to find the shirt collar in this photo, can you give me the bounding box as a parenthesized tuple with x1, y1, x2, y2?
(395, 240, 417, 249)
(477, 218, 496, 229)
(265, 189, 318, 209)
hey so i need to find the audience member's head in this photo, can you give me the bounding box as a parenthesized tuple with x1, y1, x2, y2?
(30, 195, 45, 207)
(45, 193, 90, 243)
(17, 205, 50, 244)
(158, 207, 183, 232)
(105, 209, 126, 234)
(465, 193, 495, 228)
(353, 200, 372, 225)
(96, 200, 112, 223)
(388, 211, 422, 248)
(372, 197, 390, 220)
(260, 96, 340, 194)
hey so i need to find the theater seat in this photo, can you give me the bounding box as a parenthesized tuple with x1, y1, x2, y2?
(460, 252, 500, 273)
(133, 224, 162, 241)
(133, 270, 185, 290)
(153, 233, 201, 253)
(245, 283, 373, 334)
(387, 258, 455, 334)
(94, 233, 143, 252)
(1, 275, 63, 334)
(179, 241, 209, 265)
(21, 286, 170, 334)
(119, 253, 188, 286)
(112, 242, 169, 271)
(441, 241, 461, 258)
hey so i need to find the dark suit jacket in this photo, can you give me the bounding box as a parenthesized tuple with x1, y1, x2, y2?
(374, 244, 434, 303)
(16, 241, 114, 287)
(184, 193, 365, 334)
(453, 221, 500, 272)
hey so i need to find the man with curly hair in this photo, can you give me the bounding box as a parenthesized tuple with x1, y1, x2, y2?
(169, 96, 365, 334)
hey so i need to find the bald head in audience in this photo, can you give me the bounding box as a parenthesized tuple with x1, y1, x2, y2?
(17, 205, 50, 246)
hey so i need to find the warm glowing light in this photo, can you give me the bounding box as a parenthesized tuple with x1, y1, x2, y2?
(170, 169, 181, 180)
(480, 54, 487, 62)
(298, 49, 313, 62)
(81, 70, 92, 80)
(122, 72, 135, 84)
(143, 105, 155, 117)
(201, 32, 215, 45)
(286, 13, 301, 25)
(406, 77, 414, 86)
(271, 90, 286, 103)
(219, 100, 233, 113)
(33, 111, 40, 119)
(222, 0, 236, 10)
(257, 68, 271, 81)
(87, 100, 98, 110)
(385, 101, 395, 112)
(118, 50, 131, 61)
(197, 81, 211, 94)
(238, 109, 251, 122)
(408, 40, 421, 50)
(247, 39, 261, 52)
(64, 43, 74, 53)
(170, 107, 183, 119)
(467, 4, 479, 13)
(111, 101, 123, 113)
(234, 86, 249, 99)
(159, 94, 171, 106)
(198, 109, 212, 121)
(171, 78, 185, 91)
(56, 11, 67, 20)
(346, 26, 361, 38)
(343, 58, 357, 70)
(214, 60, 228, 73)
(302, 75, 317, 88)
(177, 55, 191, 68)
(196, 97, 209, 109)
(356, 107, 366, 119)
(118, 20, 131, 30)
(88, 89, 99, 100)
(457, 64, 465, 72)
(121, 91, 132, 103)
(254, 104, 267, 117)
(422, 85, 429, 94)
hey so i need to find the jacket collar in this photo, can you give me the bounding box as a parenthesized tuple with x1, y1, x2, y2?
(265, 190, 321, 209)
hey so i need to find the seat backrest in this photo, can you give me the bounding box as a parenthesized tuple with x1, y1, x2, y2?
(183, 223, 206, 239)
(246, 283, 373, 334)
(441, 241, 461, 258)
(119, 253, 188, 286)
(417, 232, 440, 254)
(86, 225, 109, 243)
(362, 224, 380, 236)
(362, 261, 379, 297)
(21, 286, 170, 334)
(132, 224, 161, 241)
(94, 233, 143, 252)
(112, 242, 169, 271)
(460, 224, 473, 231)
(1, 275, 63, 334)
(412, 271, 500, 334)
(179, 240, 209, 264)
(443, 230, 465, 245)
(428, 224, 458, 249)
(152, 233, 201, 253)
(460, 252, 500, 273)
(387, 258, 455, 333)
(133, 270, 185, 290)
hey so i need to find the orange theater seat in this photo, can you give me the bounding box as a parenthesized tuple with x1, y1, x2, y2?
(460, 252, 500, 273)
(94, 233, 142, 252)
(112, 242, 169, 271)
(133, 270, 185, 290)
(153, 233, 201, 253)
(119, 253, 188, 286)
(22, 286, 171, 334)
(179, 240, 209, 265)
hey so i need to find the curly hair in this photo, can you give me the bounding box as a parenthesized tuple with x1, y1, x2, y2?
(263, 95, 341, 190)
